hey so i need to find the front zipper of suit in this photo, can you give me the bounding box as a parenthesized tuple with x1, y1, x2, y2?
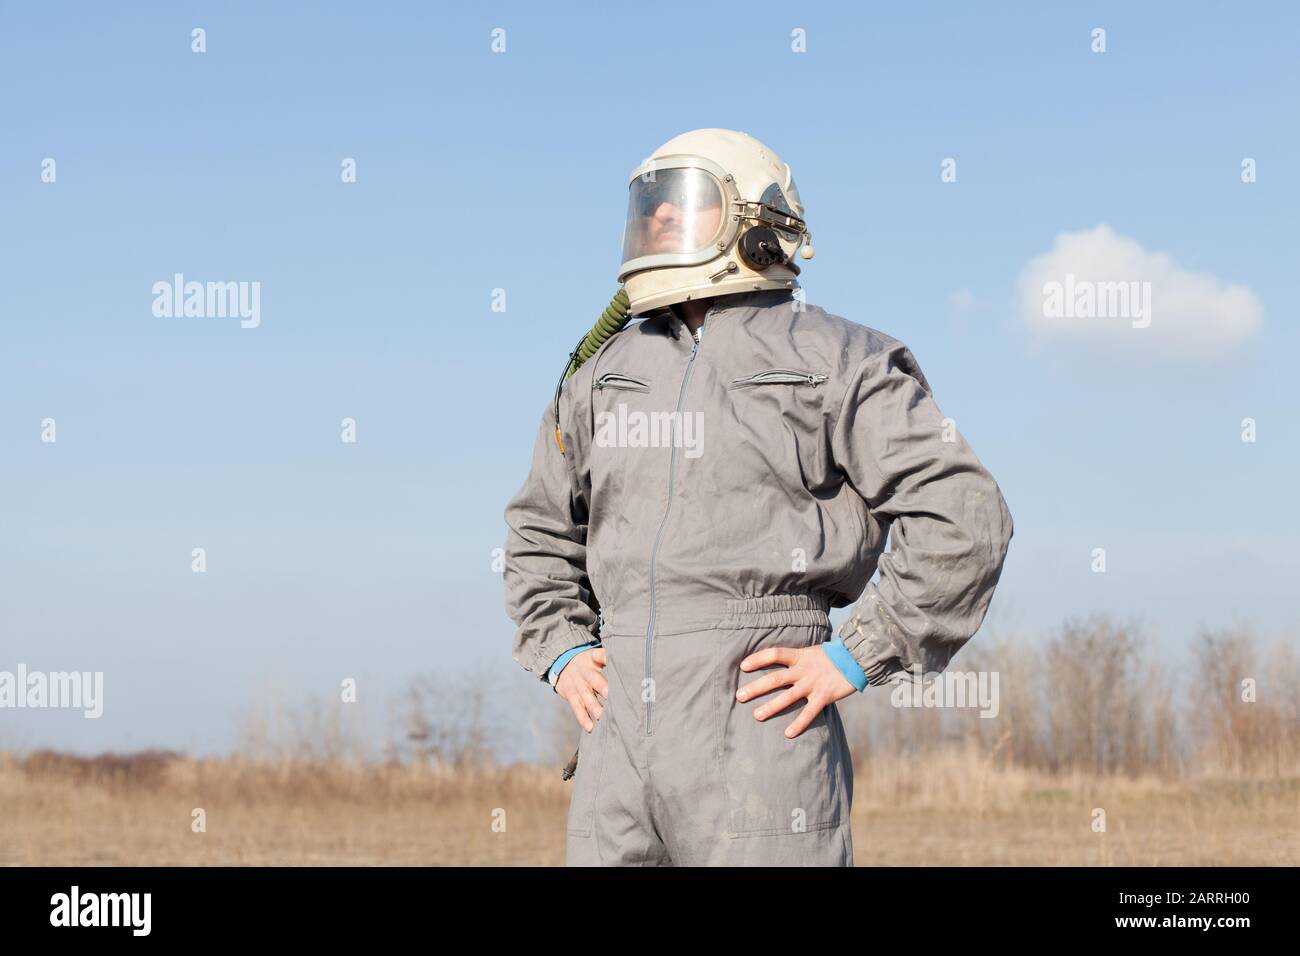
(643, 324, 703, 735)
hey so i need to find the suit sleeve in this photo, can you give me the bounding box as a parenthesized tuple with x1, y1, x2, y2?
(829, 342, 1013, 686)
(502, 388, 601, 683)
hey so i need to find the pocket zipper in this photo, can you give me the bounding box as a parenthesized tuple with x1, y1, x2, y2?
(729, 368, 829, 388)
(594, 372, 652, 392)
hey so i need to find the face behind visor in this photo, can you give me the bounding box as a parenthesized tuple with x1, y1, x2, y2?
(621, 165, 727, 264)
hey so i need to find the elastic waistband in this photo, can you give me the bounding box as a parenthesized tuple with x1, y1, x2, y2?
(601, 592, 832, 637)
(717, 593, 831, 629)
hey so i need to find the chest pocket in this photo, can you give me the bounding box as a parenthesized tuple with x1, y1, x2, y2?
(728, 368, 829, 389)
(594, 371, 652, 393)
(721, 366, 832, 485)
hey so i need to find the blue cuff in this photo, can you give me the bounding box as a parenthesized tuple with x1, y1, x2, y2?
(546, 640, 601, 690)
(822, 638, 868, 692)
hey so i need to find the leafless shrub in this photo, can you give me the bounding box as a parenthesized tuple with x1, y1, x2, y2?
(387, 666, 500, 768)
(20, 748, 182, 789)
(237, 691, 369, 764)
(841, 616, 1298, 781)
(1189, 630, 1300, 776)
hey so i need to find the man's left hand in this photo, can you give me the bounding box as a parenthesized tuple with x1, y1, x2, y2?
(737, 645, 857, 739)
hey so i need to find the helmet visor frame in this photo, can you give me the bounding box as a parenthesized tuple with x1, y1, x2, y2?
(618, 156, 742, 281)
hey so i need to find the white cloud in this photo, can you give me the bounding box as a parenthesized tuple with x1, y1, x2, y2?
(1016, 224, 1263, 360)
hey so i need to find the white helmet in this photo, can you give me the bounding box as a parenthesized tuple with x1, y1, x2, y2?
(617, 128, 814, 317)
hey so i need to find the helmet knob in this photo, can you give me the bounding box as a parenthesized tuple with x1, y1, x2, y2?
(738, 227, 788, 270)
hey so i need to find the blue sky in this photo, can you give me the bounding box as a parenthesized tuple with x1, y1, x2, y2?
(2, 2, 1296, 757)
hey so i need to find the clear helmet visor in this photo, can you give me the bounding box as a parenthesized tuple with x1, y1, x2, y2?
(620, 166, 726, 264)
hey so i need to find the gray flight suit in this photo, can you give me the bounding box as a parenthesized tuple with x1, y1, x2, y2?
(503, 288, 1013, 866)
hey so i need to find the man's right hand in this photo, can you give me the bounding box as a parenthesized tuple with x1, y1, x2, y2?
(556, 647, 609, 733)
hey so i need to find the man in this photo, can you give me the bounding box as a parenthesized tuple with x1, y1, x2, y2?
(503, 128, 1013, 866)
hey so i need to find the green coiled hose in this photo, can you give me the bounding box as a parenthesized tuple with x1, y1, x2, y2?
(569, 287, 631, 378)
(553, 287, 632, 454)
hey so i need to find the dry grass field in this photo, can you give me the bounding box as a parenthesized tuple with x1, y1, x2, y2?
(4, 621, 1296, 866)
(2, 748, 1295, 866)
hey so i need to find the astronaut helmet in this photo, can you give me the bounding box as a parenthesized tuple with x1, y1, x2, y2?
(617, 128, 813, 317)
